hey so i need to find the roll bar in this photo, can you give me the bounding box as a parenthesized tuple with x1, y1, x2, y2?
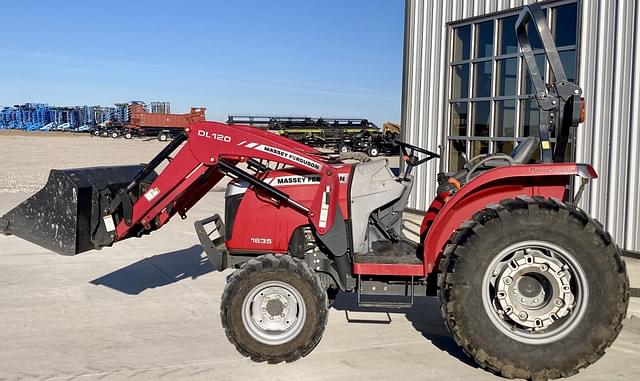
(516, 4, 583, 163)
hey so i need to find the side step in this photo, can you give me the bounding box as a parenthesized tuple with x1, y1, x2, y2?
(356, 275, 426, 309)
(351, 240, 426, 308)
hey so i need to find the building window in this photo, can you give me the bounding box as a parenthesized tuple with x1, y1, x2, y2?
(446, 1, 579, 171)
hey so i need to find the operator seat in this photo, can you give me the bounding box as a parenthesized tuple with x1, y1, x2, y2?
(349, 159, 411, 254)
(437, 136, 540, 193)
(510, 136, 539, 164)
(479, 136, 539, 168)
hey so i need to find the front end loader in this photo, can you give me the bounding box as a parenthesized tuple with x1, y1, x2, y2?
(0, 5, 629, 380)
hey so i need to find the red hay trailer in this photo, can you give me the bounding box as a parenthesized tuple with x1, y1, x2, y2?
(129, 103, 206, 141)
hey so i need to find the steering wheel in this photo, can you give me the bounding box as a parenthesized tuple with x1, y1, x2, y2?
(393, 140, 440, 166)
(393, 140, 440, 179)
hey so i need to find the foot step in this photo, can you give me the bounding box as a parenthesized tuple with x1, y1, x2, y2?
(345, 310, 392, 324)
(356, 275, 416, 308)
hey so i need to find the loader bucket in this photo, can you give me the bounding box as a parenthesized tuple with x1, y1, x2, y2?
(0, 165, 147, 255)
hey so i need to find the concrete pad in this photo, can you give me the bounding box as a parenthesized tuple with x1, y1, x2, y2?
(1, 190, 639, 381)
(402, 210, 423, 243)
(624, 257, 640, 319)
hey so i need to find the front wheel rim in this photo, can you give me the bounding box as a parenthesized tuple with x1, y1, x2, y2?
(241, 280, 307, 345)
(481, 240, 589, 345)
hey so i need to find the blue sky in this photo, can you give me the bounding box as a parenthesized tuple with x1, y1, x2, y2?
(0, 1, 404, 125)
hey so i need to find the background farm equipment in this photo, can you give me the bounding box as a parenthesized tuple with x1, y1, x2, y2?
(0, 101, 205, 140)
(226, 115, 389, 153)
(88, 102, 207, 141)
(128, 102, 206, 141)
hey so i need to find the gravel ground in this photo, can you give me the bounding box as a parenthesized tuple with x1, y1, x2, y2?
(0, 131, 167, 193)
(0, 130, 399, 194)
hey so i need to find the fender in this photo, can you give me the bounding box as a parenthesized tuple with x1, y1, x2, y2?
(421, 163, 597, 274)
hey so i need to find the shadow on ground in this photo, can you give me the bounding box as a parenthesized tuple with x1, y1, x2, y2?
(90, 245, 213, 295)
(91, 245, 475, 368)
(332, 292, 477, 369)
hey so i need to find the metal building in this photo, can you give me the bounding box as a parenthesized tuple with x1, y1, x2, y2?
(401, 0, 640, 251)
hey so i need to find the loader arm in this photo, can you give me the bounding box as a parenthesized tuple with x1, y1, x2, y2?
(115, 121, 342, 242)
(0, 121, 344, 256)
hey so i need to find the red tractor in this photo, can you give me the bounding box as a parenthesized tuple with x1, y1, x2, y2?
(0, 5, 628, 380)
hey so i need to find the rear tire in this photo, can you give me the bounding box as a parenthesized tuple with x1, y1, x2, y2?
(158, 133, 168, 142)
(221, 254, 328, 363)
(367, 147, 379, 157)
(438, 197, 628, 380)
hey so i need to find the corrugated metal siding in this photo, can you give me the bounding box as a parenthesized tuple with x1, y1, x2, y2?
(402, 0, 640, 251)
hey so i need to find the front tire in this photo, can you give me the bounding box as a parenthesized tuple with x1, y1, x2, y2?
(438, 197, 628, 380)
(221, 254, 328, 363)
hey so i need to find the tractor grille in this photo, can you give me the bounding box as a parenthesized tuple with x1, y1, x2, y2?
(224, 193, 243, 240)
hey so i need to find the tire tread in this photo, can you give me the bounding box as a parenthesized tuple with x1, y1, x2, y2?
(437, 198, 629, 380)
(220, 254, 328, 364)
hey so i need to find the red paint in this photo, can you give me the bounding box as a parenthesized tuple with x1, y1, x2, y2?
(420, 163, 590, 275)
(166, 170, 229, 226)
(188, 121, 341, 235)
(115, 121, 345, 240)
(225, 165, 352, 253)
(115, 139, 204, 238)
(420, 192, 449, 242)
(353, 263, 425, 276)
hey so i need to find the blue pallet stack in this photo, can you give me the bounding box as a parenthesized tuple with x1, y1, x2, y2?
(0, 101, 167, 133)
(0, 107, 11, 129)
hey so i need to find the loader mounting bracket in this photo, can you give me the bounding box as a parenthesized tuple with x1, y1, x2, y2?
(194, 214, 227, 271)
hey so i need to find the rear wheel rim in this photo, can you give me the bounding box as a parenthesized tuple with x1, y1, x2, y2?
(481, 240, 589, 345)
(241, 280, 306, 345)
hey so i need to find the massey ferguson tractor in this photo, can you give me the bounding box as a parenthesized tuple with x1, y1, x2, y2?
(0, 5, 629, 380)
